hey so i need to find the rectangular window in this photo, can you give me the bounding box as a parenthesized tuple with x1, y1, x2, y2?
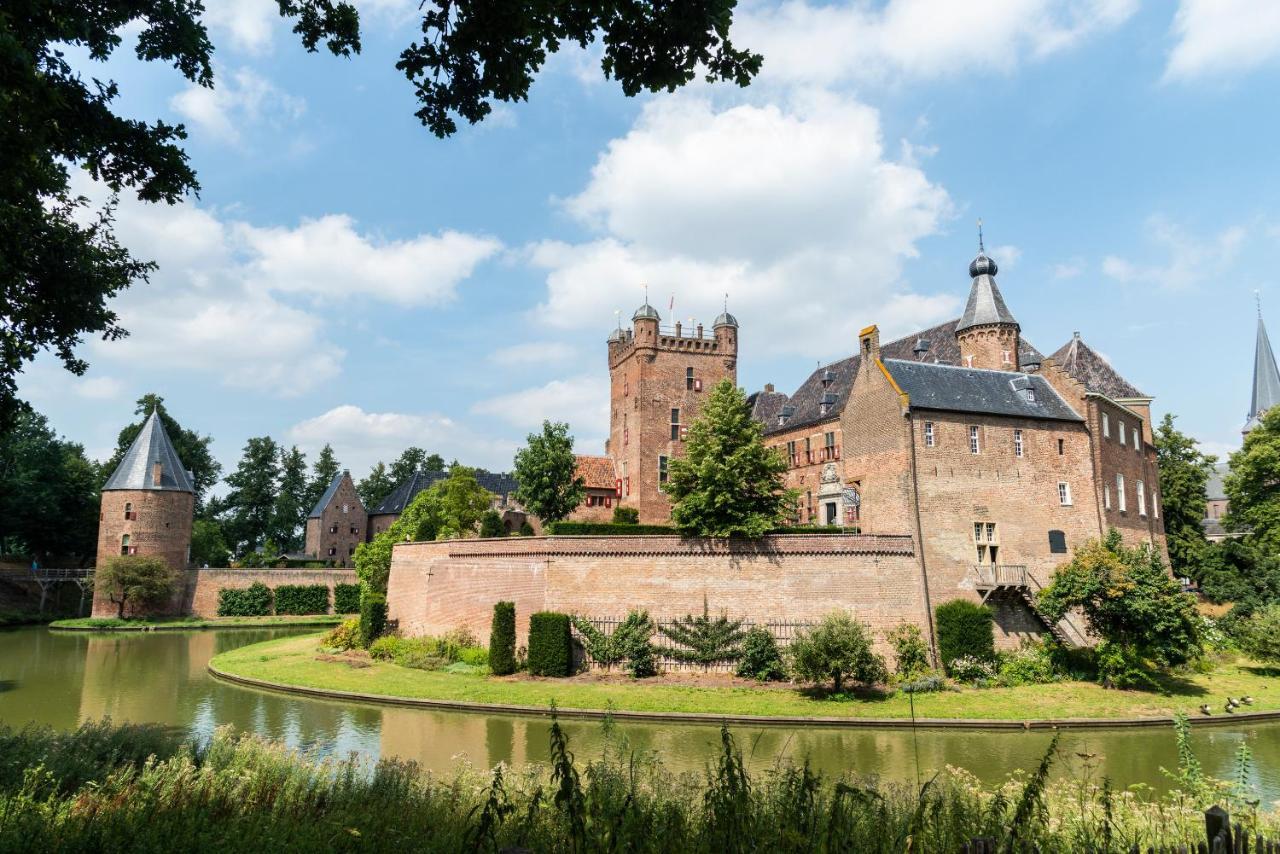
(1119, 422, 1126, 446)
(924, 421, 934, 447)
(786, 440, 797, 467)
(1057, 438, 1065, 455)
(973, 522, 983, 542)
(969, 426, 980, 454)
(1058, 481, 1072, 506)
(804, 437, 812, 464)
(1102, 412, 1110, 438)
(986, 522, 996, 542)
(1153, 492, 1160, 519)
(1117, 473, 1126, 512)
(1137, 479, 1146, 516)
(1014, 429, 1023, 458)
(1104, 484, 1111, 510)
(824, 431, 837, 459)
(686, 367, 694, 390)
(670, 408, 680, 440)
(658, 455, 668, 483)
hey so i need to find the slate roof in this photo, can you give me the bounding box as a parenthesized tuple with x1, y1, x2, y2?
(102, 411, 195, 492)
(307, 471, 350, 519)
(369, 469, 520, 516)
(575, 455, 616, 490)
(1205, 462, 1228, 502)
(956, 267, 1018, 332)
(882, 360, 1084, 422)
(747, 388, 790, 425)
(1049, 334, 1146, 400)
(759, 319, 1046, 436)
(1248, 315, 1280, 431)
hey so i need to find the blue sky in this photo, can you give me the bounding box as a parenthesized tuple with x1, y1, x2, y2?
(26, 0, 1280, 482)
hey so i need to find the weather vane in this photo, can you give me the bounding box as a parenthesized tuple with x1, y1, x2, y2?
(977, 218, 985, 254)
(1257, 290, 1263, 318)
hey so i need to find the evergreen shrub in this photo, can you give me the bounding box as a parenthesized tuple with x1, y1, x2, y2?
(735, 626, 785, 681)
(527, 611, 572, 676)
(545, 521, 675, 536)
(333, 583, 360, 614)
(479, 510, 505, 538)
(273, 584, 330, 615)
(321, 618, 361, 651)
(216, 582, 272, 617)
(935, 599, 995, 672)
(611, 506, 640, 524)
(359, 593, 387, 647)
(490, 601, 517, 675)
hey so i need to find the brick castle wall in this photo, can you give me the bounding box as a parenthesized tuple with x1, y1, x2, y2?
(97, 489, 194, 572)
(91, 567, 358, 618)
(302, 474, 367, 566)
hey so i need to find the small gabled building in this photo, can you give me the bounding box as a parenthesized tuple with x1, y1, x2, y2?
(568, 454, 619, 522)
(303, 470, 366, 566)
(97, 411, 196, 571)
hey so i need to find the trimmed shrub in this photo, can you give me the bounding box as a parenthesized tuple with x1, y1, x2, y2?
(273, 584, 330, 615)
(359, 593, 387, 648)
(490, 602, 517, 676)
(614, 610, 657, 678)
(736, 626, 785, 681)
(766, 526, 862, 535)
(217, 582, 272, 617)
(544, 521, 676, 536)
(333, 583, 360, 614)
(527, 612, 573, 677)
(321, 618, 361, 651)
(612, 506, 640, 524)
(935, 599, 995, 672)
(479, 510, 505, 538)
(788, 612, 888, 693)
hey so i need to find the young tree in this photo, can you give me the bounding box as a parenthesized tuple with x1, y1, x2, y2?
(787, 612, 888, 693)
(665, 379, 795, 537)
(190, 519, 231, 567)
(103, 395, 221, 507)
(358, 461, 395, 508)
(513, 421, 585, 525)
(1225, 406, 1280, 552)
(270, 446, 309, 552)
(658, 599, 747, 670)
(1038, 530, 1202, 686)
(96, 555, 176, 618)
(303, 444, 341, 514)
(222, 437, 281, 556)
(1154, 414, 1216, 577)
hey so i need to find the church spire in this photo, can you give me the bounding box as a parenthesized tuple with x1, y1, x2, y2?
(1246, 303, 1280, 433)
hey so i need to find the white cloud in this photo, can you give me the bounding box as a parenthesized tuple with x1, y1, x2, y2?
(989, 244, 1021, 270)
(74, 376, 125, 400)
(238, 216, 501, 306)
(289, 405, 517, 475)
(203, 0, 279, 54)
(1102, 217, 1247, 291)
(170, 67, 305, 144)
(530, 93, 956, 360)
(472, 374, 610, 451)
(489, 342, 578, 367)
(1052, 261, 1083, 279)
(735, 0, 1137, 86)
(1165, 0, 1280, 80)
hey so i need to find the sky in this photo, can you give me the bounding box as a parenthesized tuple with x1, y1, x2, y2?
(25, 0, 1280, 484)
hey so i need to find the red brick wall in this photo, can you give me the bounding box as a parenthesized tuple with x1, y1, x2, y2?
(767, 421, 843, 524)
(956, 325, 1021, 371)
(302, 474, 367, 566)
(97, 489, 194, 571)
(91, 567, 358, 618)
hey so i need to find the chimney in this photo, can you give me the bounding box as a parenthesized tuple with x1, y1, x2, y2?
(859, 324, 881, 364)
(764, 383, 775, 393)
(152, 461, 163, 485)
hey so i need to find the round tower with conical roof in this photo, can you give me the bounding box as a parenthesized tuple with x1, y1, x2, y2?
(955, 231, 1021, 371)
(96, 410, 195, 572)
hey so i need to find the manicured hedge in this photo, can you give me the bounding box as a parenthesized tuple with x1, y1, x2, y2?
(490, 601, 516, 676)
(935, 599, 996, 670)
(611, 506, 640, 524)
(217, 582, 272, 617)
(273, 584, 330, 615)
(544, 522, 676, 536)
(333, 583, 360, 614)
(359, 593, 387, 648)
(527, 611, 572, 677)
(767, 526, 863, 535)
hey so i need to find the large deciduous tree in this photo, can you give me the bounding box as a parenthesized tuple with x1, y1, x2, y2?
(665, 379, 794, 537)
(513, 421, 584, 525)
(1154, 413, 1216, 578)
(1225, 406, 1280, 552)
(0, 410, 98, 563)
(103, 395, 220, 508)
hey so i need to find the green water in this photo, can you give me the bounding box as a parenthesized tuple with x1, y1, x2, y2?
(1, 626, 1277, 800)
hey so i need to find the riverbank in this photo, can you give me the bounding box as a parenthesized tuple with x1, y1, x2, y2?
(211, 635, 1280, 728)
(51, 615, 344, 631)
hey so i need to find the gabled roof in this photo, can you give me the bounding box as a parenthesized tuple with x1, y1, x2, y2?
(1050, 333, 1146, 400)
(882, 360, 1083, 422)
(759, 318, 1045, 436)
(307, 471, 352, 519)
(102, 411, 195, 493)
(575, 455, 616, 490)
(1249, 315, 1280, 430)
(747, 387, 790, 425)
(369, 469, 519, 516)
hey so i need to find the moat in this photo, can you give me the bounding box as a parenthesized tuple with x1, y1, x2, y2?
(3, 626, 1278, 800)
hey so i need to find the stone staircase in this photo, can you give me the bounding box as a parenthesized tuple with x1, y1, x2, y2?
(972, 565, 1089, 648)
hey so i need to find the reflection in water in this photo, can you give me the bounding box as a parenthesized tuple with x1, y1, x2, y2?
(0, 626, 1276, 800)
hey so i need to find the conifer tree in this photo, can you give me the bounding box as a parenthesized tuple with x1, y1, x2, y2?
(358, 462, 395, 508)
(1154, 413, 1216, 577)
(303, 444, 341, 513)
(270, 446, 309, 552)
(665, 379, 794, 537)
(222, 437, 281, 555)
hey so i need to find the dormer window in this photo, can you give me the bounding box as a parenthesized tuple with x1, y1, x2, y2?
(1022, 387, 1036, 403)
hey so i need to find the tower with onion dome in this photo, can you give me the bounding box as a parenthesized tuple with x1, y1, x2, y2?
(955, 224, 1021, 372)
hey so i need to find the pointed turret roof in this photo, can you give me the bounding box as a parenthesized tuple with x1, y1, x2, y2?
(955, 250, 1018, 333)
(102, 411, 195, 492)
(1050, 333, 1146, 400)
(1246, 313, 1280, 432)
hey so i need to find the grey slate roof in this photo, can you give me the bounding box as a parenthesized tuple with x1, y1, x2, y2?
(759, 319, 1046, 436)
(1049, 334, 1146, 399)
(1248, 315, 1280, 431)
(307, 471, 350, 519)
(955, 258, 1018, 333)
(882, 360, 1084, 422)
(747, 388, 790, 425)
(102, 411, 195, 493)
(1205, 462, 1228, 502)
(369, 469, 519, 516)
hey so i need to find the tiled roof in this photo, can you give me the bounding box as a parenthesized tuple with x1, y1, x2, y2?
(1049, 334, 1146, 399)
(102, 411, 195, 493)
(759, 318, 1045, 436)
(307, 471, 350, 519)
(575, 455, 616, 490)
(882, 360, 1084, 423)
(369, 469, 519, 516)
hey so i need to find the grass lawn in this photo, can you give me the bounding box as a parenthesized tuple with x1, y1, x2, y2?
(212, 634, 1280, 722)
(51, 615, 346, 631)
